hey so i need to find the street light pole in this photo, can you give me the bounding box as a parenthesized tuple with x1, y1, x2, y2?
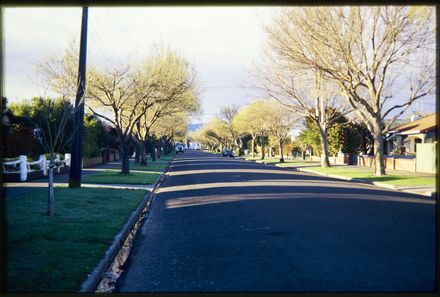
(69, 6, 88, 188)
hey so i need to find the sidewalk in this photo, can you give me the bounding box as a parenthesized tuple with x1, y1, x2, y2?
(3, 161, 153, 199)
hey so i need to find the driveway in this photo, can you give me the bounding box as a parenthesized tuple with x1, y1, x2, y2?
(116, 150, 436, 292)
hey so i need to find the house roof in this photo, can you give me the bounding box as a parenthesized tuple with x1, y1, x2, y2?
(390, 113, 437, 135)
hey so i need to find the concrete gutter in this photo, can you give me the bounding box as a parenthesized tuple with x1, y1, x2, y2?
(78, 160, 172, 293)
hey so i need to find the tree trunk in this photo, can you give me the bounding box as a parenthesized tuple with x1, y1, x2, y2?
(134, 145, 140, 164)
(279, 140, 284, 163)
(163, 142, 168, 155)
(373, 132, 386, 176)
(140, 141, 147, 166)
(47, 159, 55, 216)
(261, 131, 265, 160)
(317, 123, 331, 168)
(156, 142, 161, 159)
(150, 136, 156, 161)
(134, 152, 140, 164)
(121, 138, 130, 174)
(251, 136, 255, 157)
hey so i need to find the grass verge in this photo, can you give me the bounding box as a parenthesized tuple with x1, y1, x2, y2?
(128, 160, 169, 172)
(304, 166, 436, 187)
(82, 170, 160, 184)
(245, 156, 318, 167)
(103, 155, 173, 172)
(6, 187, 146, 292)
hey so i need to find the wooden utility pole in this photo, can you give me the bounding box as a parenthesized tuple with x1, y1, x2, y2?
(69, 6, 88, 188)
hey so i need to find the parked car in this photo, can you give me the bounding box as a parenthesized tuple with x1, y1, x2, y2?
(222, 148, 234, 158)
(175, 144, 184, 154)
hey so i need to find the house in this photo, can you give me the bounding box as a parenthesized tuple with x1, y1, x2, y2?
(385, 113, 437, 155)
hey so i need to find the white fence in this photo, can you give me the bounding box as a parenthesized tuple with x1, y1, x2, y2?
(2, 153, 71, 181)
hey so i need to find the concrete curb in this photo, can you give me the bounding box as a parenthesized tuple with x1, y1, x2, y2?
(296, 168, 436, 198)
(78, 159, 173, 293)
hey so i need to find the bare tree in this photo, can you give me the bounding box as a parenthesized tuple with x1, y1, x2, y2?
(233, 104, 261, 158)
(253, 50, 351, 167)
(86, 65, 153, 174)
(35, 39, 83, 102)
(265, 6, 435, 175)
(233, 99, 272, 159)
(152, 112, 188, 155)
(132, 46, 200, 164)
(265, 99, 302, 162)
(33, 43, 82, 216)
(217, 105, 242, 154)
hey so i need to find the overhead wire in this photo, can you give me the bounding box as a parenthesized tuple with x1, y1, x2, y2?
(112, 8, 132, 63)
(5, 8, 83, 101)
(7, 9, 81, 67)
(4, 8, 58, 63)
(89, 10, 120, 67)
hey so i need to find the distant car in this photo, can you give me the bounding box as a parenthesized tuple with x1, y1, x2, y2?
(222, 148, 234, 157)
(175, 144, 184, 154)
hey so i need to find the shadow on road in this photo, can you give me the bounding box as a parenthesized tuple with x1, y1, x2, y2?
(116, 150, 436, 292)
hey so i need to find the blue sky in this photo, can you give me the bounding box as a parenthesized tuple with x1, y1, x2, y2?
(3, 6, 436, 125)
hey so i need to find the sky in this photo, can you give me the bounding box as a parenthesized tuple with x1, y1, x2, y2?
(3, 6, 274, 125)
(2, 6, 436, 126)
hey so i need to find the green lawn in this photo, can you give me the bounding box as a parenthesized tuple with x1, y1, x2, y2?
(104, 155, 173, 172)
(6, 187, 146, 292)
(304, 166, 436, 187)
(128, 160, 170, 172)
(82, 170, 160, 184)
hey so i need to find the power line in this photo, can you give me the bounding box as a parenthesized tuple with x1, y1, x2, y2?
(5, 9, 81, 68)
(89, 11, 120, 66)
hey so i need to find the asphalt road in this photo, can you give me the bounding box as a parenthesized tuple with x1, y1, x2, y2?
(116, 150, 436, 292)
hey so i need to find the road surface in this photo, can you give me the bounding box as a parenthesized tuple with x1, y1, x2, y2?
(116, 150, 435, 292)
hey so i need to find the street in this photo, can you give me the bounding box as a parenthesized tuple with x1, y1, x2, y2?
(116, 150, 435, 292)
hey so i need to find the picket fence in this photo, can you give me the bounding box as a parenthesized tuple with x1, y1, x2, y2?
(2, 154, 71, 181)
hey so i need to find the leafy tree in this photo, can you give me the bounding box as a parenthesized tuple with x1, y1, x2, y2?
(83, 114, 107, 158)
(191, 119, 230, 152)
(298, 118, 321, 156)
(3, 98, 40, 158)
(86, 64, 150, 174)
(299, 110, 368, 157)
(265, 99, 301, 162)
(152, 112, 188, 157)
(327, 124, 345, 156)
(9, 97, 75, 155)
(342, 123, 362, 155)
(132, 46, 200, 164)
(217, 105, 241, 155)
(232, 99, 272, 159)
(291, 138, 309, 159)
(36, 43, 199, 174)
(9, 97, 76, 216)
